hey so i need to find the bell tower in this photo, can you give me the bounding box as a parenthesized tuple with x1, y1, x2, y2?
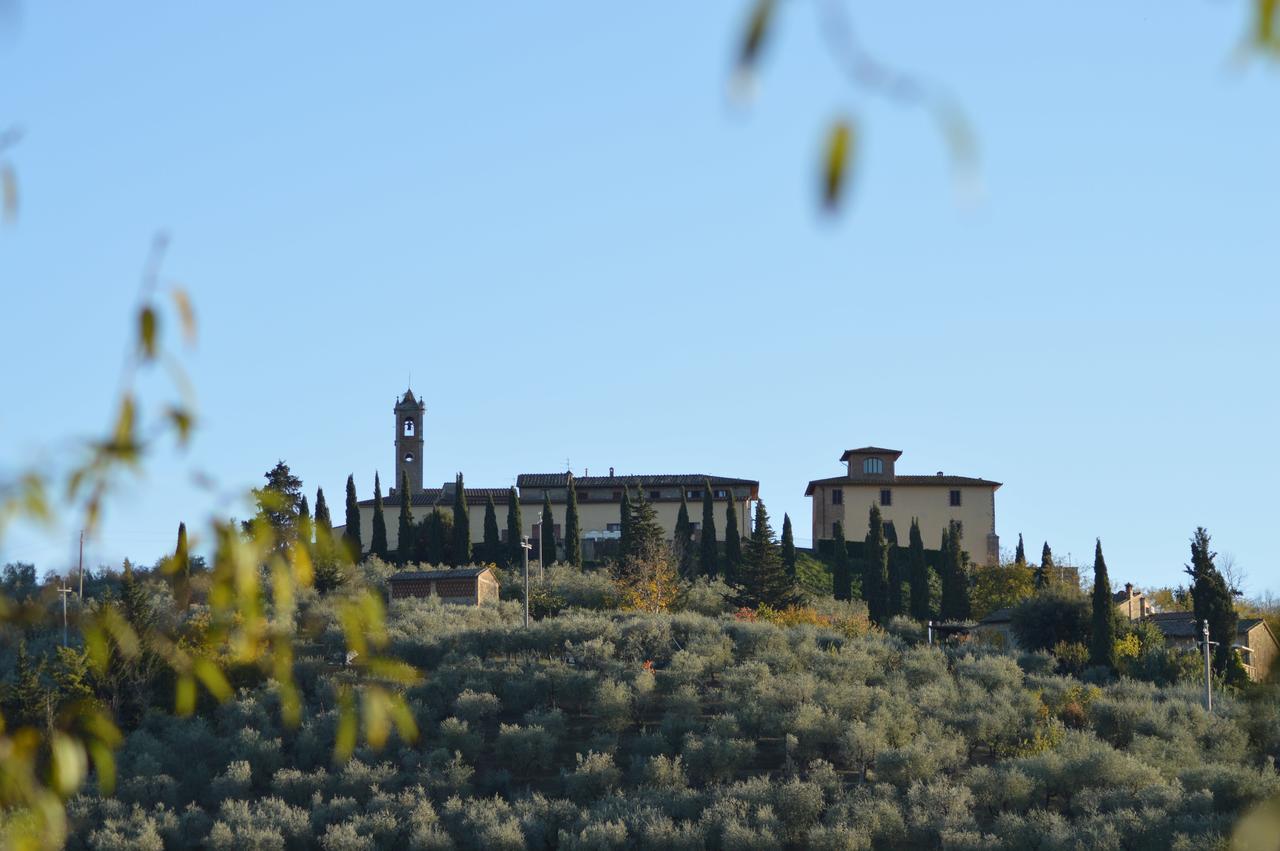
(394, 388, 425, 494)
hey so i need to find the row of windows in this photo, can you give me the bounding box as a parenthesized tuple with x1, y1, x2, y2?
(576, 488, 730, 502)
(831, 488, 962, 507)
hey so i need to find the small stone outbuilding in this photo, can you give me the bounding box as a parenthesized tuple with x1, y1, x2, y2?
(386, 566, 499, 606)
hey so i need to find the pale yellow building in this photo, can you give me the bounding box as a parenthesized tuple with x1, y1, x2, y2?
(806, 447, 1001, 565)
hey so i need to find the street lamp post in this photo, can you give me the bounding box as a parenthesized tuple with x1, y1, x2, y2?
(520, 537, 533, 628)
(58, 586, 74, 647)
(1201, 620, 1215, 713)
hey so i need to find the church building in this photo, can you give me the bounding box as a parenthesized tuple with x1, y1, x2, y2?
(344, 389, 758, 562)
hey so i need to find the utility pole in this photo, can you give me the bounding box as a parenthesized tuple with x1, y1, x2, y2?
(59, 586, 74, 647)
(78, 530, 84, 601)
(1202, 619, 1214, 713)
(927, 620, 933, 647)
(521, 537, 532, 628)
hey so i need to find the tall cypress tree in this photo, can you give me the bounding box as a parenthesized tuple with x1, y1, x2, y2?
(780, 513, 796, 581)
(298, 494, 312, 547)
(831, 521, 852, 601)
(618, 487, 633, 562)
(314, 487, 346, 592)
(370, 472, 389, 561)
(483, 495, 502, 567)
(1185, 527, 1245, 681)
(540, 492, 556, 564)
(907, 518, 930, 621)
(700, 481, 718, 579)
(886, 536, 904, 619)
(424, 509, 450, 565)
(314, 488, 332, 540)
(1015, 534, 1027, 567)
(564, 478, 582, 567)
(733, 501, 797, 609)
(939, 520, 971, 621)
(863, 504, 889, 625)
(1089, 539, 1116, 670)
(396, 470, 414, 566)
(723, 493, 742, 584)
(506, 487, 523, 569)
(173, 521, 190, 609)
(343, 474, 362, 562)
(1035, 541, 1053, 590)
(451, 473, 471, 566)
(674, 492, 694, 579)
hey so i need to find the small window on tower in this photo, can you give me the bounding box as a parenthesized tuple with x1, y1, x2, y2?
(403, 419, 415, 436)
(862, 458, 884, 474)
(404, 452, 415, 464)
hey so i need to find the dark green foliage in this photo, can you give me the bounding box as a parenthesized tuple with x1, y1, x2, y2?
(700, 481, 718, 579)
(370, 472, 389, 561)
(780, 513, 796, 581)
(451, 473, 471, 566)
(397, 470, 414, 566)
(242, 461, 304, 551)
(420, 509, 453, 566)
(1185, 527, 1247, 683)
(733, 502, 797, 609)
(297, 494, 311, 546)
(908, 518, 930, 621)
(482, 496, 502, 567)
(172, 522, 190, 609)
(863, 504, 889, 624)
(564, 480, 582, 568)
(624, 488, 664, 563)
(313, 487, 345, 593)
(1015, 533, 1026, 567)
(313, 488, 331, 536)
(886, 530, 904, 619)
(1036, 541, 1053, 590)
(831, 521, 852, 602)
(722, 495, 742, 585)
(506, 487, 523, 568)
(938, 521, 971, 622)
(342, 474, 362, 561)
(540, 492, 556, 564)
(673, 493, 695, 580)
(1089, 539, 1116, 670)
(1010, 584, 1090, 651)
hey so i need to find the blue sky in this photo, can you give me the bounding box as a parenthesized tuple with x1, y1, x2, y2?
(1, 3, 1277, 595)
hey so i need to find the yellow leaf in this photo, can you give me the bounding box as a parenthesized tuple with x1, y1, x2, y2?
(170, 287, 197, 345)
(87, 741, 116, 795)
(50, 733, 88, 796)
(175, 674, 196, 716)
(166, 406, 194, 446)
(138, 306, 158, 359)
(822, 119, 856, 212)
(112, 396, 136, 451)
(193, 657, 232, 701)
(363, 688, 390, 750)
(334, 688, 357, 763)
(738, 0, 775, 71)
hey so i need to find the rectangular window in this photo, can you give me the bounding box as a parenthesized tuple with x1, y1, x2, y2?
(612, 491, 622, 500)
(832, 488, 843, 505)
(649, 490, 661, 500)
(714, 489, 728, 499)
(606, 523, 622, 533)
(578, 491, 588, 501)
(880, 489, 892, 507)
(690, 522, 700, 532)
(950, 490, 962, 507)
(687, 489, 702, 499)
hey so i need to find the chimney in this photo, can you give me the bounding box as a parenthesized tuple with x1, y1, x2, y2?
(936, 471, 944, 477)
(1125, 582, 1134, 597)
(609, 466, 614, 476)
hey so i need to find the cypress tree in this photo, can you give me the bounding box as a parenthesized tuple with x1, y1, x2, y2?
(506, 487, 523, 568)
(907, 518, 930, 621)
(831, 521, 852, 601)
(451, 473, 471, 566)
(298, 494, 312, 547)
(700, 481, 718, 579)
(1015, 533, 1026, 567)
(396, 470, 414, 565)
(1089, 538, 1116, 670)
(314, 488, 332, 539)
(370, 472, 389, 561)
(1035, 541, 1053, 590)
(424, 509, 450, 565)
(618, 487, 632, 561)
(886, 539, 904, 619)
(863, 504, 889, 625)
(939, 520, 971, 621)
(723, 493, 742, 584)
(173, 521, 190, 609)
(733, 501, 798, 609)
(1185, 527, 1246, 682)
(540, 492, 556, 564)
(626, 488, 664, 562)
(483, 495, 502, 566)
(314, 486, 345, 592)
(343, 474, 362, 561)
(780, 513, 796, 580)
(564, 478, 582, 567)
(674, 492, 694, 580)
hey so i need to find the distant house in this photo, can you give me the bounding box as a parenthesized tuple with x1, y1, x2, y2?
(386, 566, 499, 606)
(1147, 612, 1280, 682)
(1114, 583, 1150, 621)
(973, 607, 1016, 649)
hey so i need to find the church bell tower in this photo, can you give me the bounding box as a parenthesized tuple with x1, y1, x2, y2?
(394, 389, 425, 494)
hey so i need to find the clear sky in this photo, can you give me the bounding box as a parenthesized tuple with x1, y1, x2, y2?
(1, 3, 1277, 595)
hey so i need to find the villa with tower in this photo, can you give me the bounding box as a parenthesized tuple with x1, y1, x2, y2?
(341, 389, 759, 562)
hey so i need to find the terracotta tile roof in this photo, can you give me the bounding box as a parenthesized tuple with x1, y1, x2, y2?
(362, 487, 513, 508)
(804, 474, 1001, 495)
(1147, 611, 1262, 639)
(839, 447, 903, 461)
(517, 473, 757, 489)
(387, 567, 493, 581)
